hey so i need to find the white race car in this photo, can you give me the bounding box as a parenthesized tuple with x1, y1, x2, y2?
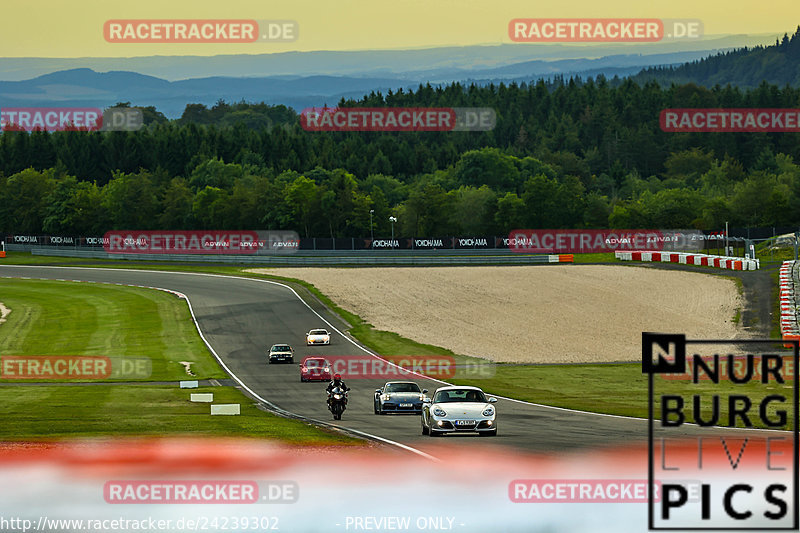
(306, 329, 331, 345)
(421, 385, 497, 436)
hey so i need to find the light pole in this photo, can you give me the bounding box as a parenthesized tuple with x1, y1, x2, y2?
(389, 216, 397, 249)
(369, 209, 374, 241)
(725, 221, 729, 256)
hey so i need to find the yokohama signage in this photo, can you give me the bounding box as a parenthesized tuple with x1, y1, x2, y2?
(508, 230, 703, 253)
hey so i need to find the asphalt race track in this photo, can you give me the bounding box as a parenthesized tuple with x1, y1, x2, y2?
(0, 265, 768, 459)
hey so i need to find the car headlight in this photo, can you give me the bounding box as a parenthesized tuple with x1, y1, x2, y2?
(482, 407, 495, 416)
(381, 394, 391, 401)
(323, 367, 330, 372)
(433, 407, 447, 417)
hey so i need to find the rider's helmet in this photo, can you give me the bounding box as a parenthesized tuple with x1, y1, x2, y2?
(333, 373, 342, 382)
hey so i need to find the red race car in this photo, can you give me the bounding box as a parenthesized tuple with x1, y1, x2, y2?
(300, 356, 332, 382)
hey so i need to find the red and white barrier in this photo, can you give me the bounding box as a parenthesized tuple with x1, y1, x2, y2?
(615, 251, 759, 271)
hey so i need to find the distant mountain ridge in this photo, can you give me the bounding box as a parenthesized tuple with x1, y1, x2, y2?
(0, 34, 778, 81)
(631, 27, 800, 88)
(0, 32, 789, 117)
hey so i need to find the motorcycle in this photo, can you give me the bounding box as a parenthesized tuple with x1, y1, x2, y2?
(327, 386, 348, 420)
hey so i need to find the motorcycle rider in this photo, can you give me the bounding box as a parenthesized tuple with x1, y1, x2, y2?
(326, 373, 350, 407)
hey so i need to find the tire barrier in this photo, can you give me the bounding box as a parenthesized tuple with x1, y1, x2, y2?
(614, 251, 759, 271)
(780, 261, 799, 348)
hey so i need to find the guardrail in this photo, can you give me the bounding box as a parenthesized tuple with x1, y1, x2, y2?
(23, 247, 574, 266)
(8, 244, 540, 256)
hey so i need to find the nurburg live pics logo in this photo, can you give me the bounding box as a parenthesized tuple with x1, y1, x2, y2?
(642, 333, 799, 530)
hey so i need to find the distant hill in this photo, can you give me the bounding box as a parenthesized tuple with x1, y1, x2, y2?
(0, 43, 775, 118)
(631, 27, 800, 88)
(0, 68, 409, 117)
(0, 35, 778, 82)
(0, 32, 793, 118)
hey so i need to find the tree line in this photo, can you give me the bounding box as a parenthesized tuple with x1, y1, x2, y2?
(2, 145, 799, 239)
(3, 54, 800, 237)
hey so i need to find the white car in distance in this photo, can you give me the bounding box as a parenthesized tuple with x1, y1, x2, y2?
(306, 329, 331, 346)
(268, 344, 294, 364)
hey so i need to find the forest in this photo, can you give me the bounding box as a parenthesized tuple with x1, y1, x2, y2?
(2, 30, 800, 238)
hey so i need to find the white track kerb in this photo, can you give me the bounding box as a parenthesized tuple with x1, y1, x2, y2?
(0, 265, 789, 449)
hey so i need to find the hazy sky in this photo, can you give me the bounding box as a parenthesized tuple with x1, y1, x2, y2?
(3, 0, 798, 57)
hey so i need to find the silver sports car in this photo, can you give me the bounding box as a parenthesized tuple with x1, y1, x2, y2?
(374, 381, 428, 414)
(421, 386, 497, 436)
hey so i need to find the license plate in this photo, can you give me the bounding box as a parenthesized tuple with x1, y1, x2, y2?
(455, 420, 473, 426)
(400, 403, 413, 408)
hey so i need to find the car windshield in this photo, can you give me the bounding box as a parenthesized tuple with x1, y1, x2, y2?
(310, 330, 327, 335)
(385, 383, 421, 393)
(272, 345, 291, 351)
(303, 359, 327, 367)
(434, 389, 486, 403)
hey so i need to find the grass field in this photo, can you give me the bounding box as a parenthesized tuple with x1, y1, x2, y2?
(0, 278, 225, 381)
(0, 277, 361, 444)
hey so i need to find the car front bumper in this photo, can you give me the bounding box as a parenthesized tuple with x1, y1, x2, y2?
(430, 418, 496, 433)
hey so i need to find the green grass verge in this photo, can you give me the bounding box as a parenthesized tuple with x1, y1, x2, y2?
(0, 278, 225, 381)
(570, 252, 618, 263)
(0, 276, 361, 444)
(0, 385, 358, 443)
